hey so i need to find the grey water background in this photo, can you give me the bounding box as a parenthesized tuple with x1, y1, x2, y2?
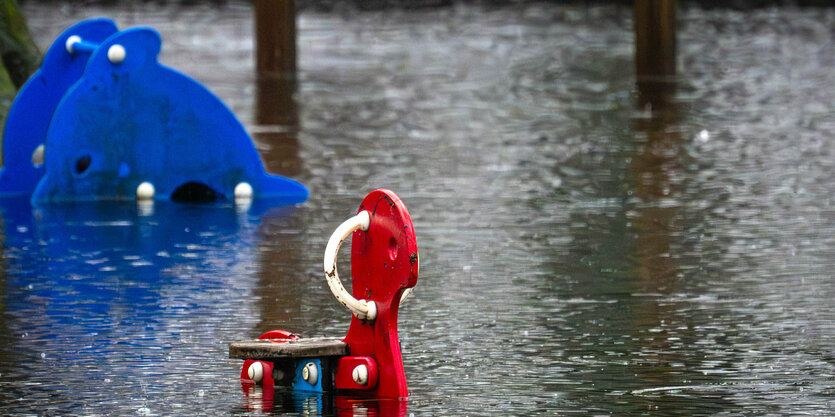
(1, 1, 834, 415)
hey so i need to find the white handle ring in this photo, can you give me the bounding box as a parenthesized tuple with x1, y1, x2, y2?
(324, 211, 377, 321)
(323, 211, 415, 321)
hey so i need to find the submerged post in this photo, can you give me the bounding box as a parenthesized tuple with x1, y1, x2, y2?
(254, 0, 296, 81)
(253, 0, 300, 176)
(634, 0, 676, 82)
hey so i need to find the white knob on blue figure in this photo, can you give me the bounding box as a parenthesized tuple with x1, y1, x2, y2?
(136, 182, 155, 200)
(108, 44, 126, 64)
(234, 182, 253, 201)
(31, 144, 45, 168)
(65, 35, 82, 54)
(302, 362, 318, 385)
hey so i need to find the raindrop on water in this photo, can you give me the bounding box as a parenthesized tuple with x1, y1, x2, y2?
(697, 129, 710, 143)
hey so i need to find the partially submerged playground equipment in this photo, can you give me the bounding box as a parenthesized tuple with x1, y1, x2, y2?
(0, 18, 307, 205)
(230, 189, 419, 399)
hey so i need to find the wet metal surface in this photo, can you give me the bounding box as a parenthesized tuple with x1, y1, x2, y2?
(1, 2, 834, 415)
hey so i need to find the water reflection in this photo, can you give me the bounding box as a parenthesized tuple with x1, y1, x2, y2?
(630, 79, 688, 400)
(631, 80, 682, 291)
(0, 198, 296, 413)
(239, 385, 409, 417)
(239, 386, 327, 414)
(251, 6, 306, 336)
(626, 79, 737, 413)
(334, 395, 407, 417)
(238, 386, 408, 417)
(253, 75, 302, 178)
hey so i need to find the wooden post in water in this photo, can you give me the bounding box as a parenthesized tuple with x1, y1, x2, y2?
(634, 0, 676, 82)
(254, 0, 296, 81)
(252, 0, 300, 176)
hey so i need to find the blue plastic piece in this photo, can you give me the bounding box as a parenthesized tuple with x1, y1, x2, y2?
(0, 18, 307, 205)
(0, 18, 118, 196)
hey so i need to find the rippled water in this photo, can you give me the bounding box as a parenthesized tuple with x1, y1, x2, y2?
(2, 2, 835, 415)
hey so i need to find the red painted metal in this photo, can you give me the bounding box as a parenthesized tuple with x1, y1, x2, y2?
(241, 330, 299, 400)
(259, 329, 301, 342)
(240, 330, 299, 412)
(240, 359, 274, 385)
(343, 189, 419, 398)
(334, 356, 379, 391)
(239, 330, 299, 382)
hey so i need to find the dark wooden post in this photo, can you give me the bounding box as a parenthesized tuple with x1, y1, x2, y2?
(252, 0, 300, 176)
(634, 0, 676, 82)
(254, 0, 296, 81)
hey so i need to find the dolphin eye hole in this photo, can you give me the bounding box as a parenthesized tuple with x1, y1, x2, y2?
(74, 155, 91, 175)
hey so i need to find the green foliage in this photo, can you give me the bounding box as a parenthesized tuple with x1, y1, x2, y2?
(0, 0, 39, 90)
(0, 0, 39, 137)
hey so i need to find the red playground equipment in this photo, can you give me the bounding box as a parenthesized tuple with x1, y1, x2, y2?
(229, 189, 419, 400)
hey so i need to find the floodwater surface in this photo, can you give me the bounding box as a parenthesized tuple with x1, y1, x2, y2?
(1, 2, 835, 415)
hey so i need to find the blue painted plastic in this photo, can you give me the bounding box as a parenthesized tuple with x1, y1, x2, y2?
(292, 359, 323, 393)
(0, 18, 118, 195)
(33, 26, 307, 203)
(71, 41, 99, 54)
(0, 18, 307, 205)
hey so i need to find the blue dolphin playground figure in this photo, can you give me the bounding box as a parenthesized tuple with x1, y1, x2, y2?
(0, 18, 307, 205)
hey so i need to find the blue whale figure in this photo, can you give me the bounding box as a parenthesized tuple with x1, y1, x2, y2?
(0, 19, 307, 205)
